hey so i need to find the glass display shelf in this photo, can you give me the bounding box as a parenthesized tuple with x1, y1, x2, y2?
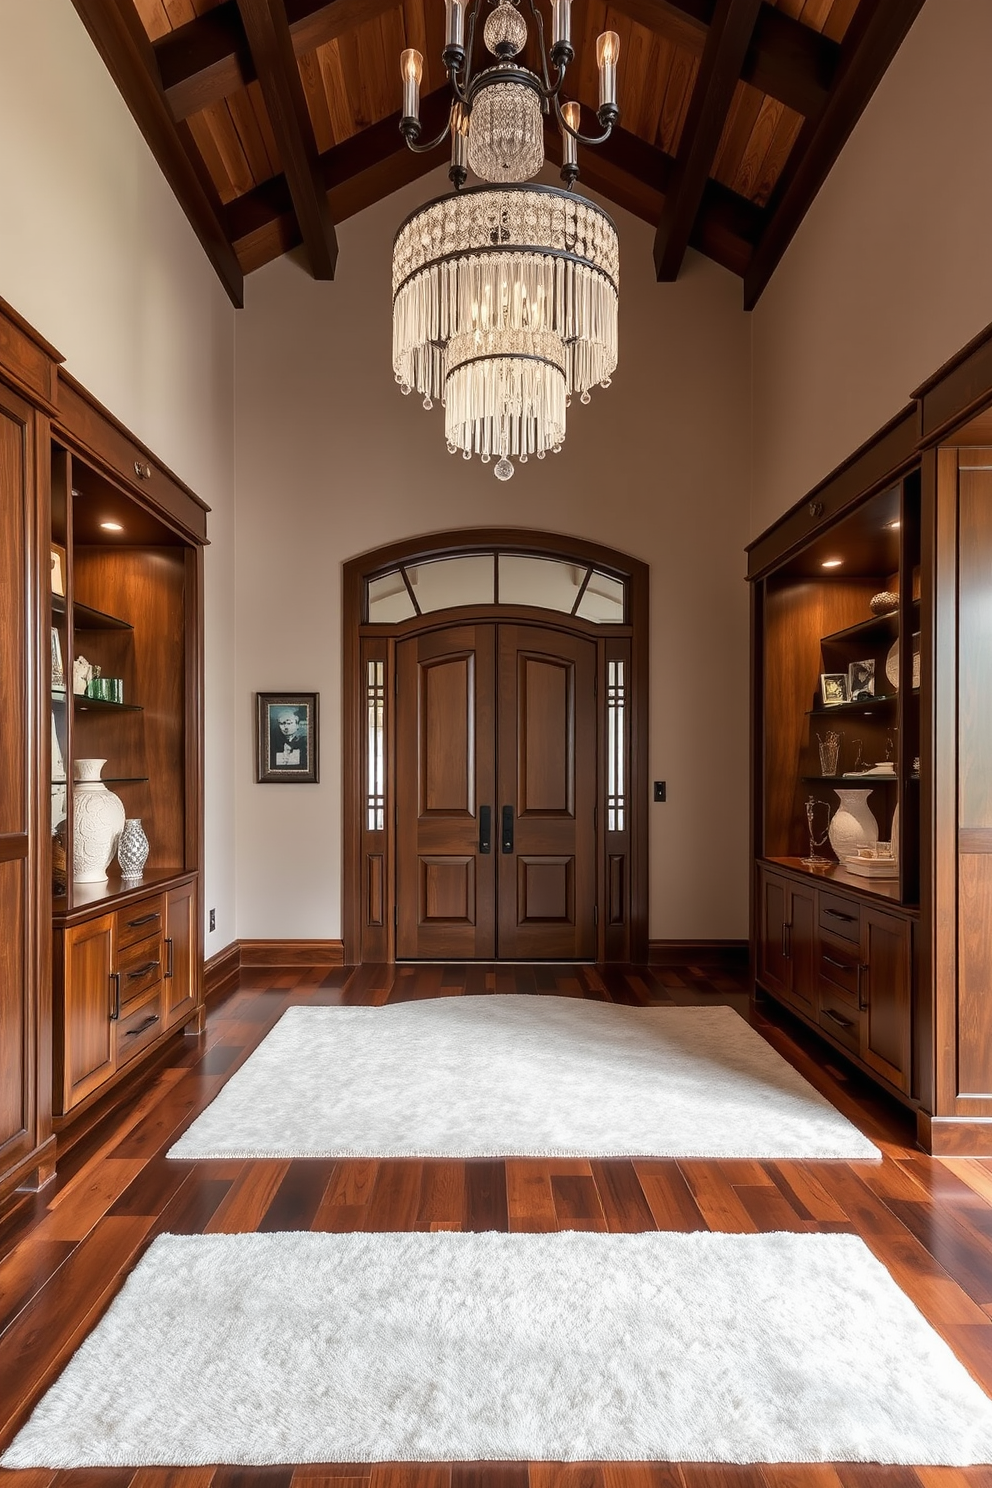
(820, 598, 920, 649)
(73, 696, 142, 713)
(808, 694, 897, 717)
(801, 774, 899, 786)
(54, 775, 149, 784)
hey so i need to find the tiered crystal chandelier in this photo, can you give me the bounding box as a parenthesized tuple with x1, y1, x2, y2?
(392, 0, 621, 479)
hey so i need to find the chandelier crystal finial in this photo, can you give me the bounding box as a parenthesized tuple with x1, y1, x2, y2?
(394, 0, 621, 478)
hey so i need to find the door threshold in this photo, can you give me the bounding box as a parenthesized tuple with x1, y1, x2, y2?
(394, 959, 597, 966)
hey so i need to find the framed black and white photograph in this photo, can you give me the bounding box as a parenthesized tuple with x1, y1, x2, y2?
(820, 673, 849, 707)
(255, 692, 319, 783)
(848, 658, 875, 701)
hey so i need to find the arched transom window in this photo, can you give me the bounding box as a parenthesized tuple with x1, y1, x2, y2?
(366, 548, 626, 624)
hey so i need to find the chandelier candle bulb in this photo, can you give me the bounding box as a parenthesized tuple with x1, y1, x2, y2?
(596, 31, 620, 117)
(400, 48, 422, 125)
(444, 0, 466, 53)
(551, 0, 573, 60)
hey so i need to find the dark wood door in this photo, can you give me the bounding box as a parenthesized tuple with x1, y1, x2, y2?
(396, 622, 597, 959)
(396, 625, 497, 958)
(496, 625, 597, 958)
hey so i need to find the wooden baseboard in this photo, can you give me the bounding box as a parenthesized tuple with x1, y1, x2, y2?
(237, 939, 345, 968)
(648, 939, 748, 968)
(203, 941, 242, 1000)
(917, 1110, 992, 1156)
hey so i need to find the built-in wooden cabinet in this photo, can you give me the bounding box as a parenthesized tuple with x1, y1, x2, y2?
(750, 373, 992, 1150)
(0, 295, 206, 1209)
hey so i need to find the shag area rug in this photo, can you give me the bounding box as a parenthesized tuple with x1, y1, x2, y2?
(169, 997, 878, 1160)
(5, 1230, 992, 1467)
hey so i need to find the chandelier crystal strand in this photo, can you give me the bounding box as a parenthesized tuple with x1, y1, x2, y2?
(393, 0, 620, 477)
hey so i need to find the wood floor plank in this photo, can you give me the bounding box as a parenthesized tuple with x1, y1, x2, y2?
(451, 1467, 529, 1488)
(589, 1160, 656, 1232)
(505, 1162, 558, 1232)
(677, 1163, 759, 1233)
(368, 1469, 451, 1488)
(633, 1161, 707, 1231)
(464, 1160, 509, 1232)
(129, 1469, 219, 1486)
(550, 1174, 608, 1231)
(417, 1160, 466, 1230)
(760, 1470, 847, 1488)
(0, 1238, 75, 1337)
(28, 1158, 148, 1242)
(258, 1161, 341, 1232)
(763, 1162, 851, 1224)
(204, 1161, 291, 1233)
(366, 1160, 426, 1230)
(529, 1467, 605, 1488)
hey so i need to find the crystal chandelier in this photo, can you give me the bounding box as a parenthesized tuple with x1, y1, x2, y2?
(392, 0, 621, 480)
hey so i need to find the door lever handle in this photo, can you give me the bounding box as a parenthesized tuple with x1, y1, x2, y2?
(479, 805, 491, 854)
(501, 805, 514, 853)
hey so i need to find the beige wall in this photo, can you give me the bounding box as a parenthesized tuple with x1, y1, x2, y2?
(0, 0, 238, 957)
(234, 169, 753, 943)
(751, 0, 992, 536)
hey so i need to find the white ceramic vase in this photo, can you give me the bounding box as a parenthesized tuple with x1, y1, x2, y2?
(72, 758, 125, 884)
(117, 818, 149, 880)
(828, 788, 879, 861)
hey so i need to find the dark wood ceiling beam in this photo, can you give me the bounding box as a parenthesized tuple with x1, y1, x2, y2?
(69, 0, 244, 307)
(653, 0, 763, 282)
(608, 0, 836, 119)
(235, 0, 338, 278)
(742, 0, 927, 310)
(157, 0, 397, 120)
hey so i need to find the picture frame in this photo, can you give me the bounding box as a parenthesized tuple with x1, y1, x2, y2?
(51, 543, 66, 598)
(255, 692, 319, 784)
(848, 657, 875, 701)
(820, 673, 849, 707)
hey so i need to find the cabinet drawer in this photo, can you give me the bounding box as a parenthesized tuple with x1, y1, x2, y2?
(818, 893, 860, 944)
(117, 896, 165, 951)
(818, 987, 862, 1056)
(114, 986, 163, 1068)
(117, 932, 163, 1007)
(817, 939, 861, 1005)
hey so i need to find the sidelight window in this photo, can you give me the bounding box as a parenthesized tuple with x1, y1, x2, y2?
(367, 660, 385, 830)
(607, 659, 626, 832)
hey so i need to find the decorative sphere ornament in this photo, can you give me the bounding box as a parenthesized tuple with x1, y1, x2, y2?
(484, 0, 528, 58)
(870, 590, 899, 616)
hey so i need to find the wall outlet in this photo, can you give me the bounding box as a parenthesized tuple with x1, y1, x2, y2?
(653, 781, 667, 802)
(209, 908, 216, 932)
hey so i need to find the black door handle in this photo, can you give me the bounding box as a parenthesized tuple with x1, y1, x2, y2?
(501, 805, 514, 853)
(479, 806, 491, 854)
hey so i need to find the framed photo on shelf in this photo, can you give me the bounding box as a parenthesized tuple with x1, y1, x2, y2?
(820, 673, 849, 707)
(50, 627, 65, 690)
(50, 543, 66, 598)
(848, 658, 875, 701)
(255, 692, 319, 784)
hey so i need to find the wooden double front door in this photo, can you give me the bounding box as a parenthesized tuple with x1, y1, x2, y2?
(396, 622, 596, 959)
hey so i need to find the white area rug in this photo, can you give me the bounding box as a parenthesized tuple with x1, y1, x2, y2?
(168, 997, 878, 1160)
(5, 1230, 992, 1467)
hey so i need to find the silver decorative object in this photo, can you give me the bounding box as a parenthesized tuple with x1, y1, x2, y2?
(117, 818, 149, 880)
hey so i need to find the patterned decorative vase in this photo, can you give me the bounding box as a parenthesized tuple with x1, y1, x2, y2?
(72, 758, 126, 884)
(117, 818, 149, 880)
(828, 788, 879, 862)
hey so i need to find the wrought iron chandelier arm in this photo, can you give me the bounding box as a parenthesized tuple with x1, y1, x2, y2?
(525, 0, 554, 95)
(402, 115, 457, 152)
(553, 94, 615, 145)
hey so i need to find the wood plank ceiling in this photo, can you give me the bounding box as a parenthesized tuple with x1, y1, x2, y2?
(71, 0, 925, 309)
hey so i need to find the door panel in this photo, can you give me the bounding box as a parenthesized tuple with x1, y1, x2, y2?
(396, 626, 496, 958)
(498, 625, 596, 958)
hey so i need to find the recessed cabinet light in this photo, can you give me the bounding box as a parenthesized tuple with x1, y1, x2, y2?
(821, 558, 843, 568)
(886, 519, 901, 529)
(100, 521, 124, 532)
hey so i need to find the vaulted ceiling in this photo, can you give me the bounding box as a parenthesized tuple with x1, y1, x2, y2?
(71, 0, 925, 309)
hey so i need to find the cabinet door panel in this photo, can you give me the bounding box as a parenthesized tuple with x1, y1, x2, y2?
(757, 871, 790, 997)
(861, 907, 912, 1094)
(788, 885, 817, 1014)
(60, 914, 115, 1113)
(164, 881, 197, 1027)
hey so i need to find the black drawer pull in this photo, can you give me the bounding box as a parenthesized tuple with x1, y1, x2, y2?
(165, 937, 174, 979)
(126, 912, 159, 928)
(479, 805, 491, 854)
(123, 1014, 159, 1038)
(824, 908, 857, 923)
(822, 954, 850, 971)
(823, 1007, 854, 1030)
(125, 960, 160, 980)
(109, 971, 121, 1021)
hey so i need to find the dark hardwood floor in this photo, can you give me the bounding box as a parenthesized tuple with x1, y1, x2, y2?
(2, 961, 992, 1486)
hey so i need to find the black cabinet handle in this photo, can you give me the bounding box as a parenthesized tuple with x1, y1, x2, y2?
(857, 962, 869, 1012)
(123, 1014, 159, 1039)
(165, 937, 174, 978)
(501, 805, 514, 853)
(125, 960, 160, 980)
(824, 908, 857, 923)
(109, 972, 121, 1021)
(823, 1007, 854, 1030)
(126, 912, 158, 928)
(479, 806, 491, 855)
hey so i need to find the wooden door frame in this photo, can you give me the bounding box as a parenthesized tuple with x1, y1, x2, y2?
(343, 529, 648, 964)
